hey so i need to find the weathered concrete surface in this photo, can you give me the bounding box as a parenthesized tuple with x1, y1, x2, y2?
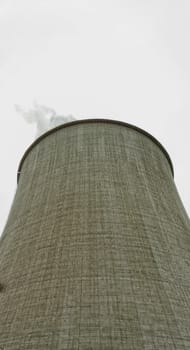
(0, 120, 189, 349)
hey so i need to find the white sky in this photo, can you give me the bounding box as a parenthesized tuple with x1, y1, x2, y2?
(0, 0, 190, 235)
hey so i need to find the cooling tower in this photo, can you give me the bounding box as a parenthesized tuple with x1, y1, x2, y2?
(0, 119, 190, 349)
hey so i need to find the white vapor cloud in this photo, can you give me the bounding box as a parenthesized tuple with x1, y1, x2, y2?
(15, 102, 75, 138)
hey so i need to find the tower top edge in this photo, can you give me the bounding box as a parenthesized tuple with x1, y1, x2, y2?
(17, 118, 174, 183)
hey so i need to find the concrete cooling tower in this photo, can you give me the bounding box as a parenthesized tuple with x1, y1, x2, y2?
(0, 119, 190, 349)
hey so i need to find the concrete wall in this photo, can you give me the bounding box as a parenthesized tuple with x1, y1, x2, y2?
(0, 120, 189, 349)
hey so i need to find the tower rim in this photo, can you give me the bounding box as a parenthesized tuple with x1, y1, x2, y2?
(17, 118, 174, 183)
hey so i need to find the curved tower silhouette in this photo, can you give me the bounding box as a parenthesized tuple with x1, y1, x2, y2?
(0, 119, 190, 349)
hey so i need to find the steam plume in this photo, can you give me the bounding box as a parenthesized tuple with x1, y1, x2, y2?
(15, 102, 75, 138)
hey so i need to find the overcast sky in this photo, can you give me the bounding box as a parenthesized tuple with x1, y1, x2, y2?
(0, 0, 190, 235)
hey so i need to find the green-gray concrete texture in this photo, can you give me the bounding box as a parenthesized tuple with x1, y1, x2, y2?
(0, 119, 190, 349)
